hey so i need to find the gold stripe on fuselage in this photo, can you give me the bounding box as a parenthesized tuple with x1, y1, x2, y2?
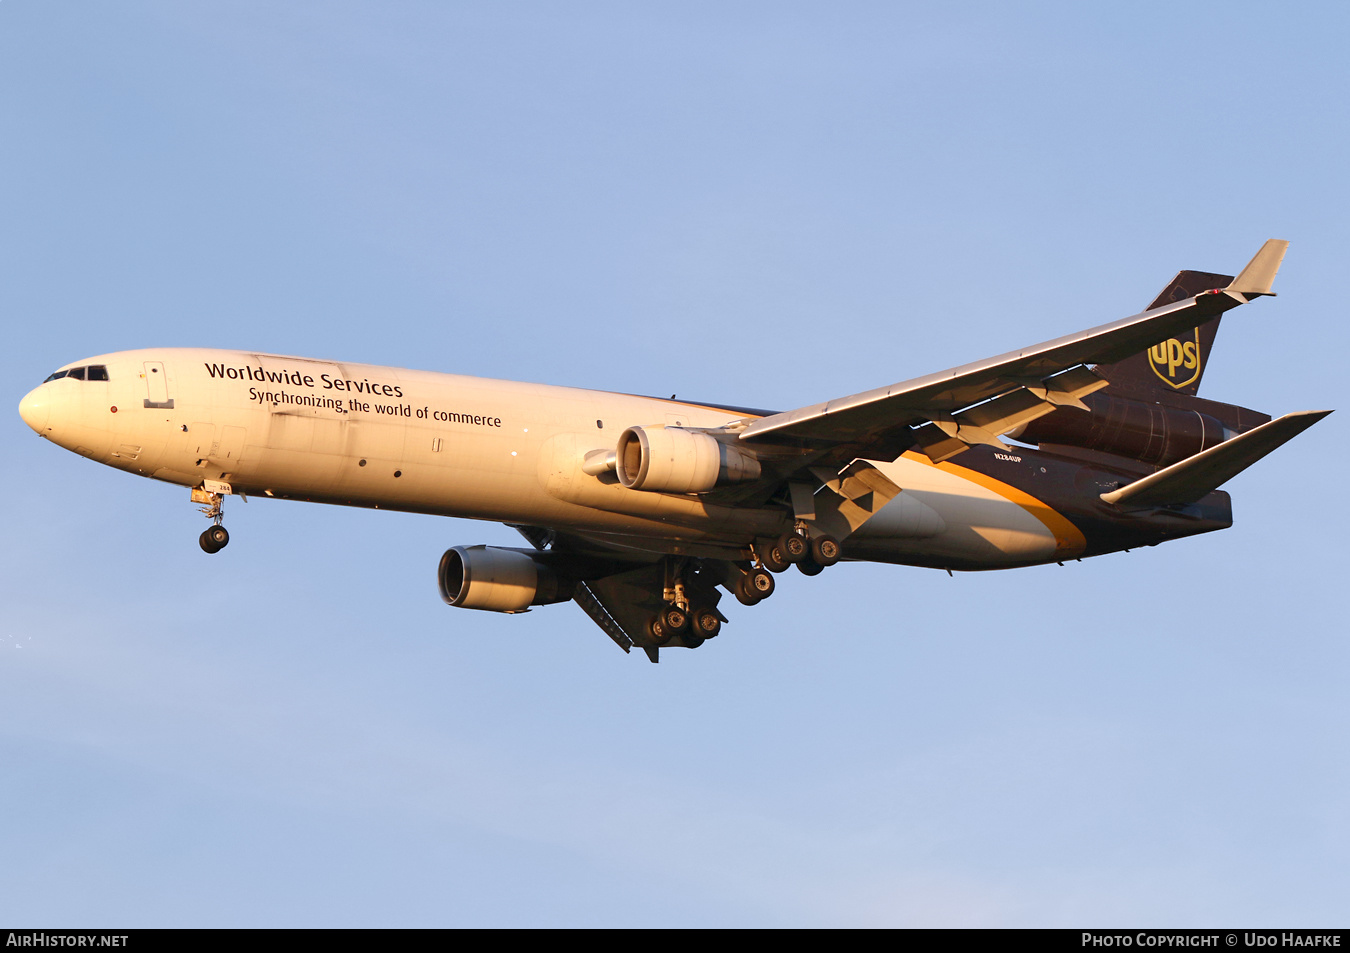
(901, 450, 1087, 558)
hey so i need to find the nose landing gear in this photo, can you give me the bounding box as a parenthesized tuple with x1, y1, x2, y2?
(191, 486, 230, 554)
(199, 525, 230, 554)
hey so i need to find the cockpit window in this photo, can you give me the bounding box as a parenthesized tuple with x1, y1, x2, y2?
(41, 365, 109, 383)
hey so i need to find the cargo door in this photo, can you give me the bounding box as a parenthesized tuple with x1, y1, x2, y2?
(210, 425, 248, 468)
(185, 422, 215, 464)
(251, 355, 347, 484)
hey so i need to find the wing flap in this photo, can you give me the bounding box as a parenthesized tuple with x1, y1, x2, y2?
(1100, 410, 1331, 507)
(573, 581, 634, 653)
(806, 459, 905, 535)
(513, 523, 647, 657)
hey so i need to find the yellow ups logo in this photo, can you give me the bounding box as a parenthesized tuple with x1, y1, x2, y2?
(1148, 327, 1202, 389)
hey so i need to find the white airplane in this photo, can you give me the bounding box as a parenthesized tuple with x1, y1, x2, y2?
(18, 241, 1329, 661)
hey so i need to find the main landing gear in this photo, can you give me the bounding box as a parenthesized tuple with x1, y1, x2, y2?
(734, 566, 776, 605)
(646, 557, 724, 648)
(733, 529, 841, 605)
(635, 530, 844, 656)
(751, 529, 839, 581)
(647, 603, 724, 647)
(192, 486, 230, 554)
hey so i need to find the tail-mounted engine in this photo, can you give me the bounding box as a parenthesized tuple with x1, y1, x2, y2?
(614, 426, 761, 493)
(438, 545, 575, 613)
(1007, 392, 1234, 467)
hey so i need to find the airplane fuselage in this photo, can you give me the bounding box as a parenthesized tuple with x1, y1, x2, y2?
(19, 348, 1230, 572)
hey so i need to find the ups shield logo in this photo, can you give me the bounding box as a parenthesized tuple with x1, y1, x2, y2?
(1148, 327, 1202, 389)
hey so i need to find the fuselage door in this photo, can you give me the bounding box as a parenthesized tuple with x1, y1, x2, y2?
(212, 425, 248, 468)
(186, 422, 215, 463)
(143, 361, 172, 408)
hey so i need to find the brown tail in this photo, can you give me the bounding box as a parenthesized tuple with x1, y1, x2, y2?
(1094, 270, 1232, 398)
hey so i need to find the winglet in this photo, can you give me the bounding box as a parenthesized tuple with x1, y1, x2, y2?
(1226, 239, 1289, 297)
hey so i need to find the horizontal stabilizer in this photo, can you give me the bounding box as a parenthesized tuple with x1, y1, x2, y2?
(1100, 409, 1331, 507)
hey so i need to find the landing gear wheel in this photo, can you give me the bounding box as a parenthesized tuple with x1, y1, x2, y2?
(199, 525, 229, 554)
(661, 605, 689, 633)
(760, 544, 791, 573)
(647, 615, 672, 646)
(779, 532, 809, 563)
(683, 635, 705, 649)
(691, 607, 722, 639)
(796, 558, 825, 576)
(810, 535, 840, 567)
(742, 567, 775, 601)
(734, 582, 761, 606)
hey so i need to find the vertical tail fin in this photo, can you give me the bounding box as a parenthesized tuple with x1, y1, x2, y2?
(1095, 270, 1232, 398)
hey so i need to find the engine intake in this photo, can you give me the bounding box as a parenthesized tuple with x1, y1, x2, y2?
(615, 426, 761, 493)
(438, 545, 574, 612)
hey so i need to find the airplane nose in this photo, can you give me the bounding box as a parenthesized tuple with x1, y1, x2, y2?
(18, 387, 49, 434)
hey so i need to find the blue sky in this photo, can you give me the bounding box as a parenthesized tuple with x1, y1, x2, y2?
(2, 1, 1346, 926)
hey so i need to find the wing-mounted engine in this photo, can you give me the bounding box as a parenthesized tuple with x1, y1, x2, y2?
(437, 545, 576, 612)
(612, 425, 761, 493)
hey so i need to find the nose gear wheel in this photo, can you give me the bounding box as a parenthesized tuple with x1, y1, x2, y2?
(199, 525, 229, 554)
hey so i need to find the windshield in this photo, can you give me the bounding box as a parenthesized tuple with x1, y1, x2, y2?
(42, 365, 108, 383)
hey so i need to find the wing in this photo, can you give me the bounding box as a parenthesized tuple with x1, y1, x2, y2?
(738, 240, 1288, 464)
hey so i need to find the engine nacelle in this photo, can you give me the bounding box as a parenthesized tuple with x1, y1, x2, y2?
(1007, 393, 1233, 467)
(615, 426, 761, 493)
(437, 545, 573, 612)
